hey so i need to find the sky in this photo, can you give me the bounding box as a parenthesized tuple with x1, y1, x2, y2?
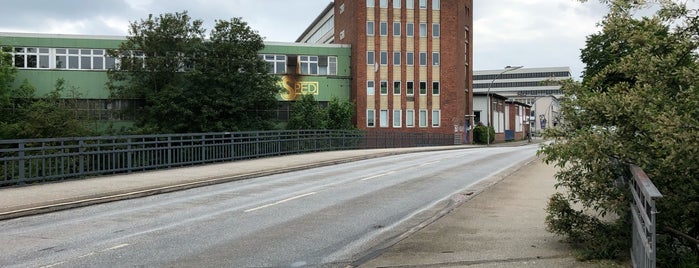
(0, 0, 616, 79)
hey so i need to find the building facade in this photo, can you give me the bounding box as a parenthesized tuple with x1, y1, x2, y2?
(473, 67, 570, 134)
(299, 0, 474, 142)
(0, 33, 351, 125)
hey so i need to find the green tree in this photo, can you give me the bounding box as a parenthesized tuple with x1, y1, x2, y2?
(108, 12, 279, 133)
(325, 97, 355, 130)
(0, 49, 17, 108)
(287, 94, 326, 130)
(541, 1, 699, 265)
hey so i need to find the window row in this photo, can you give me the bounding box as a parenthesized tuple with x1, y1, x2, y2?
(2, 47, 117, 70)
(367, 109, 440, 128)
(473, 71, 571, 81)
(367, 51, 439, 66)
(367, 21, 440, 38)
(367, 80, 440, 95)
(367, 0, 440, 10)
(473, 81, 557, 89)
(259, 54, 338, 76)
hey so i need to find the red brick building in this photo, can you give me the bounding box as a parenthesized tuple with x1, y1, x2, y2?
(299, 0, 473, 143)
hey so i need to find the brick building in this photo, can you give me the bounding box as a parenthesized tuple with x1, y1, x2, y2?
(299, 0, 474, 143)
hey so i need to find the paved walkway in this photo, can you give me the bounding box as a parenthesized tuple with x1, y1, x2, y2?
(356, 158, 597, 268)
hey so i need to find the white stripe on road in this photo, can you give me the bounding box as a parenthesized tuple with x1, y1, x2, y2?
(361, 171, 396, 181)
(244, 192, 317, 213)
(420, 161, 440, 167)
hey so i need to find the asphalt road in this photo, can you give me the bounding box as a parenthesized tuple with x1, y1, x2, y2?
(0, 145, 537, 268)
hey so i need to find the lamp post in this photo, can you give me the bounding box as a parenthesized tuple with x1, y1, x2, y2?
(486, 65, 523, 146)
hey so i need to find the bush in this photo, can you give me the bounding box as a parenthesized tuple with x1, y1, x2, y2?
(473, 125, 495, 144)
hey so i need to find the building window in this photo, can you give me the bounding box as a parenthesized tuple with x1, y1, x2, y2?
(380, 0, 388, 8)
(11, 47, 49, 69)
(367, 109, 376, 127)
(262, 54, 286, 74)
(367, 21, 375, 36)
(393, 110, 402, 127)
(432, 110, 441, 127)
(380, 80, 388, 95)
(432, 81, 440, 95)
(393, 51, 401, 65)
(419, 81, 427, 95)
(380, 109, 389, 127)
(419, 52, 427, 66)
(419, 109, 428, 127)
(432, 0, 440, 10)
(419, 0, 427, 9)
(407, 0, 414, 9)
(367, 0, 375, 7)
(328, 56, 337, 75)
(394, 0, 401, 8)
(393, 81, 401, 95)
(419, 23, 427, 37)
(433, 23, 440, 37)
(406, 23, 414, 37)
(380, 21, 388, 36)
(380, 51, 388, 65)
(367, 80, 375, 95)
(407, 81, 414, 95)
(299, 56, 318, 75)
(432, 52, 440, 66)
(406, 109, 415, 127)
(393, 22, 401, 36)
(406, 52, 414, 66)
(367, 51, 375, 65)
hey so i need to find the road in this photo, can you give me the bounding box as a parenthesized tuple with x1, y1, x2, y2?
(0, 145, 537, 268)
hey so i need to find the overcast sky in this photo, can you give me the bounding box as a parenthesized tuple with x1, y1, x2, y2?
(0, 0, 616, 79)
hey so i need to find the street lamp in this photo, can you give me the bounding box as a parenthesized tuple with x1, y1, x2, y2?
(486, 65, 523, 146)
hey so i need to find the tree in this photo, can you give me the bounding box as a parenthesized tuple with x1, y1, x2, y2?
(325, 97, 355, 130)
(286, 94, 326, 130)
(541, 1, 699, 265)
(0, 49, 17, 108)
(108, 12, 279, 133)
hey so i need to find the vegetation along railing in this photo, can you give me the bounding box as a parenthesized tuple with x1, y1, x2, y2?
(629, 165, 663, 268)
(0, 130, 455, 187)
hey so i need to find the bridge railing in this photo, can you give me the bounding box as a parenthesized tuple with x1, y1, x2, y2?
(629, 165, 663, 268)
(0, 130, 454, 187)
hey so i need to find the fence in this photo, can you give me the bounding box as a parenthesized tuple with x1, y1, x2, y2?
(0, 130, 454, 187)
(629, 165, 663, 268)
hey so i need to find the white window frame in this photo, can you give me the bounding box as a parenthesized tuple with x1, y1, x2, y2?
(367, 0, 375, 7)
(328, 56, 337, 75)
(393, 110, 402, 128)
(367, 21, 375, 36)
(393, 51, 401, 65)
(419, 81, 427, 95)
(419, 52, 427, 66)
(406, 23, 414, 37)
(406, 109, 415, 127)
(432, 81, 440, 95)
(406, 81, 414, 95)
(394, 0, 401, 8)
(393, 81, 401, 95)
(419, 109, 428, 128)
(367, 109, 376, 127)
(433, 23, 440, 37)
(419, 23, 428, 37)
(261, 54, 286, 74)
(367, 51, 375, 65)
(367, 80, 375, 95)
(432, 110, 441, 127)
(380, 21, 388, 36)
(380, 80, 388, 95)
(393, 22, 401, 36)
(407, 0, 415, 9)
(432, 52, 440, 66)
(380, 51, 388, 65)
(380, 109, 389, 128)
(380, 0, 388, 8)
(406, 51, 414, 66)
(432, 0, 440, 10)
(299, 55, 319, 75)
(419, 0, 427, 9)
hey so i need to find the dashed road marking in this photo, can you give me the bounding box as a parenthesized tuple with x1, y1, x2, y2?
(244, 192, 317, 213)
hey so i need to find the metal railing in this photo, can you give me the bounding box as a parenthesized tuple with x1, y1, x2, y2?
(0, 130, 455, 186)
(629, 165, 663, 268)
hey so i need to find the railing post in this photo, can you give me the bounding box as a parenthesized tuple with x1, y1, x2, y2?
(167, 136, 172, 167)
(127, 138, 132, 173)
(18, 143, 25, 184)
(630, 165, 663, 268)
(78, 139, 85, 177)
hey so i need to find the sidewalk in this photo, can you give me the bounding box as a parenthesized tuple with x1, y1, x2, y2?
(357, 158, 596, 268)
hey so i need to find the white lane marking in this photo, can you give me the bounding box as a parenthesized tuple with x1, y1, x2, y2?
(40, 262, 65, 268)
(420, 160, 440, 167)
(244, 192, 317, 213)
(100, 243, 130, 252)
(78, 252, 95, 258)
(361, 171, 396, 181)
